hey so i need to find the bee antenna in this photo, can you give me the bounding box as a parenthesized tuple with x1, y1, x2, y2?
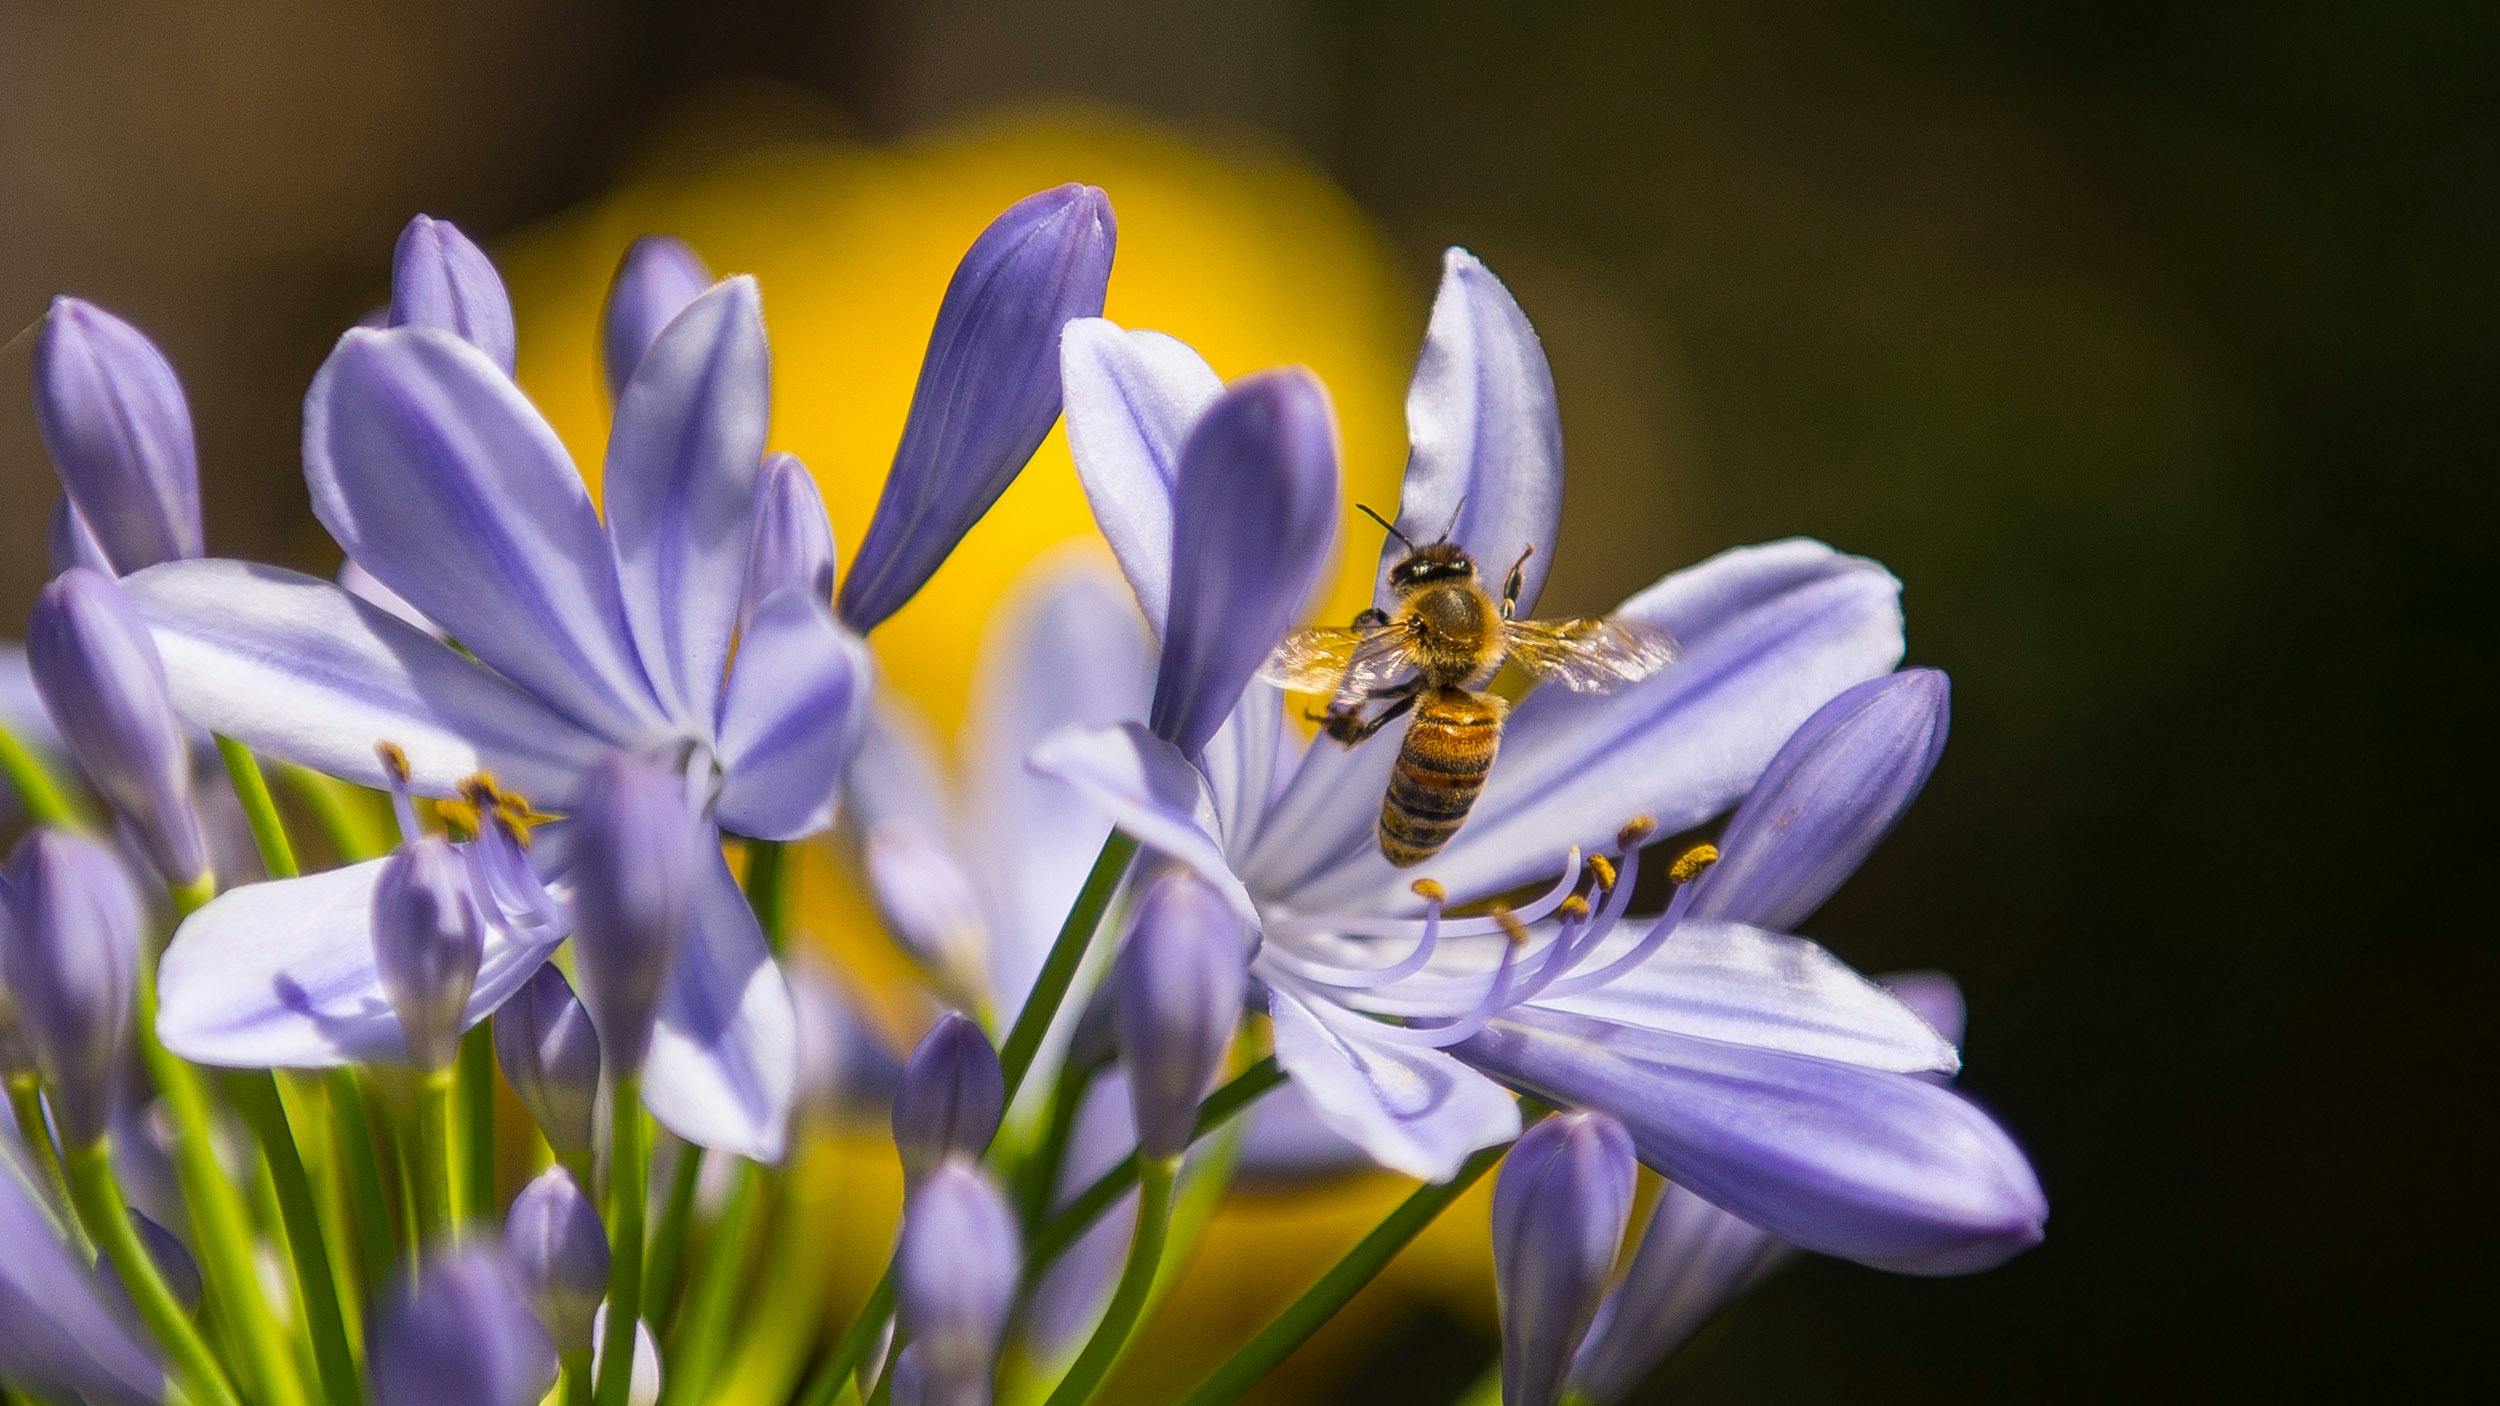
(1355, 502, 1415, 549)
(1440, 495, 1469, 543)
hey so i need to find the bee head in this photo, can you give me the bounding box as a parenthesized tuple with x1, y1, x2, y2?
(1388, 542, 1476, 593)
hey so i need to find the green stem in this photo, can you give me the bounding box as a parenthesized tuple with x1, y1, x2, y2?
(1043, 1158, 1179, 1406)
(1451, 1364, 1504, 1406)
(277, 764, 393, 863)
(1176, 1113, 1543, 1406)
(743, 839, 791, 956)
(455, 1025, 495, 1223)
(225, 1070, 364, 1405)
(995, 833, 1136, 1103)
(6, 1076, 88, 1257)
(794, 1268, 893, 1406)
(407, 1068, 457, 1248)
(137, 934, 311, 1406)
(642, 1143, 704, 1332)
(326, 1069, 400, 1291)
(560, 1349, 595, 1406)
(0, 720, 89, 831)
(658, 1160, 766, 1403)
(214, 735, 299, 878)
(65, 1138, 242, 1406)
(1024, 1057, 1285, 1283)
(1014, 1056, 1099, 1231)
(595, 1077, 651, 1406)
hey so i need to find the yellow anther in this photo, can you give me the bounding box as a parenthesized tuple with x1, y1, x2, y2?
(1669, 843, 1720, 885)
(1410, 878, 1448, 905)
(1616, 815, 1657, 850)
(375, 740, 411, 784)
(1493, 907, 1530, 947)
(457, 771, 506, 810)
(491, 807, 533, 851)
(1587, 854, 1619, 892)
(1558, 894, 1593, 922)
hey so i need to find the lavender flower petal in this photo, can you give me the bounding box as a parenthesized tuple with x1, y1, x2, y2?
(1148, 371, 1340, 758)
(602, 235, 712, 398)
(337, 559, 445, 640)
(891, 1013, 1005, 1183)
(1568, 1180, 1789, 1404)
(604, 276, 770, 727)
(503, 1167, 608, 1353)
(389, 215, 518, 376)
(742, 452, 838, 625)
(640, 845, 796, 1160)
(713, 587, 870, 841)
(1690, 668, 1950, 930)
(33, 297, 203, 573)
(1112, 870, 1249, 1160)
(1, 831, 141, 1145)
(28, 567, 208, 886)
(1458, 1008, 2046, 1274)
(124, 560, 614, 804)
(493, 964, 601, 1171)
(1493, 1112, 1636, 1406)
(839, 185, 1116, 632)
(1383, 250, 1562, 617)
(1023, 722, 1258, 928)
(304, 326, 666, 743)
(48, 495, 113, 576)
(0, 1139, 163, 1405)
(569, 756, 702, 1076)
(895, 1160, 1019, 1406)
(371, 837, 487, 1071)
(1268, 986, 1519, 1182)
(1058, 318, 1223, 634)
(368, 1248, 556, 1406)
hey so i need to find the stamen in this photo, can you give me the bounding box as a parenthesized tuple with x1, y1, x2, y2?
(1268, 849, 1584, 944)
(374, 740, 421, 844)
(1556, 894, 1592, 922)
(1493, 907, 1529, 947)
(1410, 878, 1447, 904)
(1587, 854, 1617, 893)
(1616, 815, 1656, 850)
(1261, 884, 1450, 991)
(1669, 843, 1719, 885)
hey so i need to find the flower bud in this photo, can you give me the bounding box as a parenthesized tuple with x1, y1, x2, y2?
(0, 1138, 165, 1403)
(371, 837, 485, 1072)
(368, 1248, 556, 1406)
(839, 185, 1117, 632)
(1493, 1112, 1637, 1406)
(28, 567, 209, 889)
(891, 1012, 1004, 1184)
(32, 296, 203, 573)
(0, 831, 140, 1147)
(895, 1160, 1019, 1406)
(742, 452, 839, 625)
(602, 235, 713, 399)
(46, 496, 111, 576)
(98, 1208, 203, 1320)
(503, 1167, 608, 1353)
(390, 215, 517, 375)
(1113, 870, 1248, 1161)
(492, 963, 602, 1173)
(567, 755, 705, 1077)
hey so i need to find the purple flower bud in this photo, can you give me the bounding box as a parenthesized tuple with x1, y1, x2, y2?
(1113, 870, 1248, 1161)
(503, 1166, 608, 1353)
(602, 235, 713, 399)
(567, 754, 705, 1076)
(1148, 371, 1341, 757)
(1493, 1112, 1637, 1406)
(27, 567, 208, 888)
(891, 1012, 1004, 1183)
(839, 185, 1117, 632)
(98, 1209, 202, 1320)
(0, 1138, 165, 1404)
(895, 1160, 1019, 1406)
(390, 215, 517, 375)
(1691, 668, 1951, 931)
(371, 837, 486, 1071)
(742, 452, 839, 626)
(368, 1248, 556, 1406)
(46, 496, 112, 576)
(31, 297, 203, 574)
(0, 831, 141, 1147)
(492, 963, 602, 1172)
(885, 1344, 928, 1406)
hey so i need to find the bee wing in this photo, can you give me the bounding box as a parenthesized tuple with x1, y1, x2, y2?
(1259, 623, 1421, 695)
(1504, 616, 1681, 692)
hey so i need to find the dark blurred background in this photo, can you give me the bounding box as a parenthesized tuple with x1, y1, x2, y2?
(4, 1, 2491, 1399)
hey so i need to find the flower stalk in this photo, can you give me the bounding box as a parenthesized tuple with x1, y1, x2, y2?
(595, 1076, 652, 1406)
(64, 1136, 242, 1406)
(1042, 1154, 1179, 1406)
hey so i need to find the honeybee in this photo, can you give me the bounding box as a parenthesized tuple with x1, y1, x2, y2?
(1260, 506, 1679, 867)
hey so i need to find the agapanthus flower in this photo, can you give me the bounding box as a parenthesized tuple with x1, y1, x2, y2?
(0, 1136, 162, 1406)
(1030, 251, 2043, 1276)
(122, 191, 1108, 1157)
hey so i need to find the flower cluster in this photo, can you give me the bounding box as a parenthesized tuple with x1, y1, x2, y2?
(0, 186, 2041, 1406)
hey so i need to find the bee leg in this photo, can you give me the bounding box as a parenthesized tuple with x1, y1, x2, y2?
(1351, 606, 1389, 629)
(1328, 688, 1419, 746)
(1501, 546, 1536, 620)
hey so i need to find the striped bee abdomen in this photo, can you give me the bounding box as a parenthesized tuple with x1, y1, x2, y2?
(1379, 687, 1507, 867)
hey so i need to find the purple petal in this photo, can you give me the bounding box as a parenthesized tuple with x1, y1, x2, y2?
(1494, 1112, 1636, 1406)
(1382, 250, 1562, 616)
(0, 1140, 166, 1405)
(1880, 970, 1966, 1047)
(338, 559, 446, 640)
(1524, 920, 1959, 1074)
(1149, 371, 1341, 758)
(640, 846, 796, 1159)
(304, 325, 666, 743)
(47, 495, 113, 576)
(1112, 870, 1250, 1160)
(602, 235, 712, 399)
(2, 831, 142, 1146)
(604, 277, 770, 727)
(389, 215, 518, 376)
(29, 567, 209, 886)
(155, 851, 564, 1068)
(1268, 985, 1519, 1181)
(839, 185, 1117, 632)
(1230, 1074, 1378, 1189)
(742, 452, 838, 626)
(1024, 722, 1256, 929)
(714, 587, 871, 841)
(124, 559, 613, 804)
(1458, 1009, 2046, 1274)
(1570, 1184, 1790, 1404)
(369, 1248, 555, 1406)
(33, 297, 202, 572)
(1273, 539, 1905, 910)
(1058, 318, 1224, 635)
